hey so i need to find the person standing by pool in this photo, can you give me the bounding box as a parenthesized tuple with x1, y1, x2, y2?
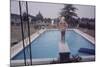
(59, 16, 68, 42)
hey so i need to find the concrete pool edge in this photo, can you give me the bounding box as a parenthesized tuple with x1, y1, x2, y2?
(11, 29, 46, 58)
(11, 58, 58, 66)
(73, 29, 95, 45)
(80, 55, 95, 62)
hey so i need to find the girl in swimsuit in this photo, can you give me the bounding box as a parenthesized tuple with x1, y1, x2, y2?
(59, 17, 68, 42)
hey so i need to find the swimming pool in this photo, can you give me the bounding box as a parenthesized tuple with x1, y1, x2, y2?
(12, 30, 95, 60)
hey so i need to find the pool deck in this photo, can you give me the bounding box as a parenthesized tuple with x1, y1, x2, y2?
(11, 29, 46, 58)
(11, 58, 58, 66)
(80, 55, 95, 61)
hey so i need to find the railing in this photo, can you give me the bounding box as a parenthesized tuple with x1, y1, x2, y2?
(19, 1, 32, 66)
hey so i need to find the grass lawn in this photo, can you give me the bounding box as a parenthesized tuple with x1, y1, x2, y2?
(11, 24, 38, 46)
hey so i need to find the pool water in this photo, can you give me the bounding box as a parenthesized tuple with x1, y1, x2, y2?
(12, 30, 95, 60)
(12, 30, 60, 60)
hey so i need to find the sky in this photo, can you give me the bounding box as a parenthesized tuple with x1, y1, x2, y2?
(11, 1, 95, 18)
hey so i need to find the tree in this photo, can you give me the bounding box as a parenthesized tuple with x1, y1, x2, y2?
(36, 11, 43, 21)
(60, 4, 78, 26)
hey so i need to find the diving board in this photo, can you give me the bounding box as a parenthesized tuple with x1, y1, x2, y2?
(59, 41, 70, 53)
(59, 41, 70, 62)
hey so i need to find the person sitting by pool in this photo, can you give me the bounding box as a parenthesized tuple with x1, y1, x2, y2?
(59, 16, 68, 42)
